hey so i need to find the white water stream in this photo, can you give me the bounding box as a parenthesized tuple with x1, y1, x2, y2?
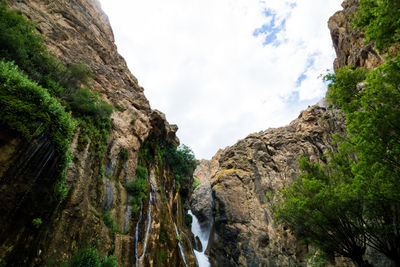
(136, 184, 154, 267)
(188, 210, 211, 267)
(174, 223, 188, 267)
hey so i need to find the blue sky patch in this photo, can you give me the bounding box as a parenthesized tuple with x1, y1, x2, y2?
(253, 8, 286, 46)
(296, 73, 307, 87)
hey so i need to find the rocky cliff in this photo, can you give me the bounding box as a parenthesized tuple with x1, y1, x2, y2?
(0, 0, 196, 266)
(191, 0, 389, 266)
(193, 107, 347, 266)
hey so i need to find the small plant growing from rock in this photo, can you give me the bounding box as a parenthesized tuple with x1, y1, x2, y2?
(32, 218, 42, 229)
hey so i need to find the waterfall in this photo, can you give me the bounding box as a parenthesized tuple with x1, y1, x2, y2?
(136, 184, 154, 267)
(174, 223, 188, 267)
(134, 202, 143, 266)
(188, 210, 211, 267)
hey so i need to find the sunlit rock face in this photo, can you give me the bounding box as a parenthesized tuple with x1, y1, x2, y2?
(0, 1, 194, 266)
(194, 106, 347, 267)
(191, 1, 396, 266)
(328, 0, 383, 70)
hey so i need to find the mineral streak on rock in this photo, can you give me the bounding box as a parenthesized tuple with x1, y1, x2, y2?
(0, 0, 194, 266)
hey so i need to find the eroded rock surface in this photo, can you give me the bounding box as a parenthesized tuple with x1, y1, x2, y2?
(0, 1, 194, 266)
(200, 106, 346, 267)
(328, 0, 383, 70)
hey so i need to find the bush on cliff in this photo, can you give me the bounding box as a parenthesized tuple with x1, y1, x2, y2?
(68, 247, 117, 267)
(274, 57, 400, 266)
(0, 61, 75, 153)
(125, 166, 148, 212)
(353, 0, 400, 53)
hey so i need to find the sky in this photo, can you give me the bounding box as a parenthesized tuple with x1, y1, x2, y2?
(99, 0, 343, 159)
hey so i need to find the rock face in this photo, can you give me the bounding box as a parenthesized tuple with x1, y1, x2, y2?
(200, 106, 347, 267)
(190, 1, 393, 266)
(0, 0, 195, 266)
(328, 0, 383, 70)
(190, 151, 223, 228)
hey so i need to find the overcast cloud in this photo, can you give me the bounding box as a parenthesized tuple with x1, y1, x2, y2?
(99, 0, 342, 159)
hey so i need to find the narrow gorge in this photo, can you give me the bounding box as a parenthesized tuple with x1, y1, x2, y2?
(0, 0, 399, 266)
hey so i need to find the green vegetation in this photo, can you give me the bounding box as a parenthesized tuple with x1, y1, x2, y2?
(306, 251, 327, 267)
(101, 210, 121, 234)
(125, 166, 148, 212)
(0, 2, 92, 95)
(32, 218, 42, 229)
(68, 247, 117, 267)
(176, 234, 182, 242)
(0, 60, 75, 154)
(192, 177, 201, 189)
(275, 58, 400, 266)
(352, 0, 400, 53)
(0, 2, 114, 200)
(185, 213, 193, 228)
(119, 148, 129, 162)
(0, 60, 75, 198)
(159, 249, 167, 264)
(166, 144, 197, 203)
(166, 144, 197, 183)
(159, 231, 166, 243)
(274, 1, 400, 266)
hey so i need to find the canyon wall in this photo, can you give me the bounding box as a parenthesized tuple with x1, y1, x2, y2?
(0, 0, 195, 266)
(191, 0, 389, 266)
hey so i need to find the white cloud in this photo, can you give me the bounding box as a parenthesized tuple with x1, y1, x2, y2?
(99, 0, 342, 159)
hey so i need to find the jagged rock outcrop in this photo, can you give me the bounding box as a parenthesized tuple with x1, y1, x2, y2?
(190, 1, 394, 266)
(190, 151, 223, 228)
(328, 0, 383, 70)
(0, 0, 195, 266)
(198, 106, 348, 267)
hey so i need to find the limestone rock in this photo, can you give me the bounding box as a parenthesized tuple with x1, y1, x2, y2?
(190, 182, 213, 227)
(196, 106, 347, 267)
(328, 0, 383, 70)
(0, 0, 194, 266)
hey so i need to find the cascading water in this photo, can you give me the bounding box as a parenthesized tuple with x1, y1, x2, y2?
(134, 202, 143, 265)
(136, 184, 154, 267)
(174, 223, 188, 267)
(188, 210, 211, 267)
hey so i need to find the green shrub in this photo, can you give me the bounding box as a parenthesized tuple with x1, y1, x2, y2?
(67, 88, 113, 125)
(352, 0, 400, 53)
(192, 177, 201, 189)
(68, 247, 117, 267)
(185, 213, 193, 228)
(159, 249, 167, 264)
(0, 3, 92, 93)
(159, 231, 166, 243)
(32, 218, 42, 229)
(119, 149, 129, 162)
(100, 255, 117, 267)
(69, 247, 100, 267)
(0, 2, 114, 200)
(101, 210, 121, 234)
(125, 166, 148, 212)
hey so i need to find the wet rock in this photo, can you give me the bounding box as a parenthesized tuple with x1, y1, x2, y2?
(190, 182, 213, 227)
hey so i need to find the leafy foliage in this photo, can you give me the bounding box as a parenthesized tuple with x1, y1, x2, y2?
(101, 210, 121, 234)
(0, 60, 75, 153)
(275, 57, 400, 265)
(0, 60, 75, 200)
(32, 218, 42, 229)
(192, 177, 201, 189)
(166, 144, 197, 181)
(352, 0, 400, 53)
(273, 156, 366, 265)
(69, 247, 100, 267)
(0, 3, 92, 93)
(68, 247, 117, 267)
(125, 166, 148, 212)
